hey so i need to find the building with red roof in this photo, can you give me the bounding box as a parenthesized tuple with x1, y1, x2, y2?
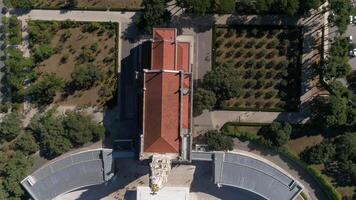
(140, 28, 193, 161)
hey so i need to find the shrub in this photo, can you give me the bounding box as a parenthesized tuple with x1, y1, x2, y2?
(264, 91, 275, 99)
(255, 79, 265, 89)
(33, 44, 54, 63)
(81, 22, 101, 33)
(264, 81, 274, 88)
(60, 30, 72, 42)
(244, 79, 256, 88)
(255, 91, 263, 98)
(244, 91, 253, 98)
(267, 50, 277, 58)
(225, 29, 235, 37)
(60, 54, 69, 64)
(215, 39, 223, 47)
(256, 60, 267, 69)
(278, 60, 289, 69)
(266, 60, 277, 69)
(235, 49, 246, 57)
(245, 59, 256, 68)
(244, 70, 254, 79)
(235, 60, 245, 67)
(265, 71, 273, 79)
(267, 39, 279, 49)
(244, 50, 254, 58)
(225, 41, 233, 48)
(254, 71, 265, 80)
(90, 42, 99, 52)
(256, 49, 267, 58)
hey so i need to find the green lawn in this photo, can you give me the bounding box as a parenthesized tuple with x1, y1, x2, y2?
(214, 25, 302, 111)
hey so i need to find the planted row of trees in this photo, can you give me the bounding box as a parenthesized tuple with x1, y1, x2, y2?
(1, 16, 22, 45)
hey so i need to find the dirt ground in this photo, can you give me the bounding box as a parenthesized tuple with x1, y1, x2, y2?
(33, 23, 117, 107)
(36, 0, 143, 9)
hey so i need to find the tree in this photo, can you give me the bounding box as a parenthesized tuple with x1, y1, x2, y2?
(3, 151, 32, 198)
(0, 112, 23, 142)
(193, 88, 217, 116)
(33, 44, 53, 63)
(140, 0, 171, 33)
(300, 142, 335, 164)
(279, 0, 300, 16)
(63, 112, 105, 146)
(323, 56, 352, 80)
(12, 132, 39, 155)
(177, 0, 212, 15)
(334, 132, 356, 162)
(71, 64, 103, 90)
(4, 49, 36, 102)
(214, 0, 235, 14)
(300, 0, 324, 12)
(311, 96, 348, 128)
(203, 63, 241, 104)
(261, 122, 292, 147)
(0, 181, 9, 200)
(205, 130, 233, 151)
(28, 73, 65, 105)
(330, 0, 352, 33)
(63, 0, 78, 8)
(28, 112, 72, 159)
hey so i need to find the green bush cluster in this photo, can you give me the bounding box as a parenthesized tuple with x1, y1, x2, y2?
(28, 110, 105, 159)
(2, 16, 22, 45)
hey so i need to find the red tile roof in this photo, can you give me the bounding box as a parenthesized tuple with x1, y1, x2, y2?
(151, 28, 176, 70)
(143, 28, 192, 154)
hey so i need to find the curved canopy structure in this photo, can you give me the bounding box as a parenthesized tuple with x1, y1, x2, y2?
(21, 148, 114, 200)
(192, 151, 303, 200)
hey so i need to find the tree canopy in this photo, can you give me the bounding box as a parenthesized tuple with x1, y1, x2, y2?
(63, 112, 105, 146)
(205, 130, 233, 151)
(140, 0, 171, 33)
(311, 96, 353, 128)
(71, 63, 103, 90)
(300, 142, 335, 164)
(28, 73, 65, 106)
(0, 112, 23, 143)
(12, 132, 39, 155)
(193, 87, 217, 116)
(28, 110, 105, 159)
(261, 122, 292, 147)
(203, 63, 241, 104)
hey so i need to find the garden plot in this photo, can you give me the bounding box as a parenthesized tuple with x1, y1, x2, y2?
(28, 20, 118, 107)
(214, 26, 302, 111)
